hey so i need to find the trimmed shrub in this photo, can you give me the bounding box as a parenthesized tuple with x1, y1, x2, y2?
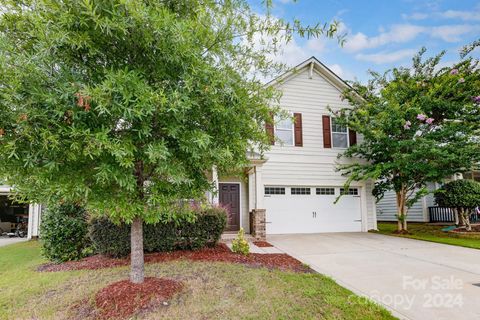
(41, 204, 90, 262)
(231, 228, 249, 255)
(89, 205, 227, 257)
(89, 217, 131, 258)
(434, 179, 480, 209)
(434, 179, 480, 231)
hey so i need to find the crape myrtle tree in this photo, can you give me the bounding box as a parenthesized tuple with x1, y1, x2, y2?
(0, 0, 341, 283)
(334, 47, 480, 233)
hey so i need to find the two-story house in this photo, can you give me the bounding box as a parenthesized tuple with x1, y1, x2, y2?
(211, 57, 378, 239)
(5, 57, 378, 240)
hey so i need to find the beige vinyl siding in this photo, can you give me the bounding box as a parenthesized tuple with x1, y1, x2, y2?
(376, 191, 427, 222)
(376, 183, 437, 222)
(263, 68, 358, 184)
(263, 68, 377, 231)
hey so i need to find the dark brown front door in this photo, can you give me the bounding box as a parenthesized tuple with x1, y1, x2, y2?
(219, 183, 240, 232)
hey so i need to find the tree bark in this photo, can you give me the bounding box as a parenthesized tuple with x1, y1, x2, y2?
(457, 208, 466, 226)
(396, 188, 408, 232)
(130, 217, 144, 284)
(460, 208, 472, 232)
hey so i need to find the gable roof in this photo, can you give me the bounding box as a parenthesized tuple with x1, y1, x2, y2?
(266, 56, 353, 92)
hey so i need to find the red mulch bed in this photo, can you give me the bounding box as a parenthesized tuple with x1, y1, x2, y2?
(38, 243, 311, 273)
(253, 241, 274, 247)
(95, 277, 183, 320)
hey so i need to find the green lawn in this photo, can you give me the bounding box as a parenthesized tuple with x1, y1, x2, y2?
(0, 241, 395, 320)
(375, 222, 480, 250)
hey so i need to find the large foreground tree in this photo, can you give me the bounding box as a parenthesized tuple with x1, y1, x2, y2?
(0, 0, 340, 283)
(335, 47, 480, 233)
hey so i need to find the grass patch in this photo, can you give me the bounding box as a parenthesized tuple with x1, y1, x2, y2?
(375, 222, 480, 250)
(0, 241, 395, 320)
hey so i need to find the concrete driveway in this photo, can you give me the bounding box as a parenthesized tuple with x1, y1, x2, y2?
(0, 237, 27, 247)
(268, 233, 480, 320)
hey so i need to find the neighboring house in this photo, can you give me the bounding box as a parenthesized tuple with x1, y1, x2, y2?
(4, 57, 379, 240)
(376, 183, 438, 223)
(377, 171, 479, 223)
(0, 185, 42, 239)
(210, 57, 378, 239)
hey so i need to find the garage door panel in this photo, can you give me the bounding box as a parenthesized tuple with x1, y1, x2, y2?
(264, 187, 362, 234)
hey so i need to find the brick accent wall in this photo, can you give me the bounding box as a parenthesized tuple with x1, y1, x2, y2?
(250, 209, 266, 240)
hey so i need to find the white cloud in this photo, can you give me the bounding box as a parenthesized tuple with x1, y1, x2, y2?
(306, 38, 326, 52)
(327, 63, 355, 80)
(344, 24, 425, 52)
(355, 49, 418, 64)
(402, 6, 480, 22)
(328, 64, 344, 77)
(430, 24, 480, 42)
(343, 23, 480, 52)
(274, 38, 311, 66)
(439, 9, 480, 21)
(402, 12, 429, 20)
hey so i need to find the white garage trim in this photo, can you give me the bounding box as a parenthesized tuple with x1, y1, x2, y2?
(360, 183, 368, 232)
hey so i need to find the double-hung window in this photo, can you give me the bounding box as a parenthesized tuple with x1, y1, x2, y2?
(274, 115, 294, 146)
(331, 117, 348, 148)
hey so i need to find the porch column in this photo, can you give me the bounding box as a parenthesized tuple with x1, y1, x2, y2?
(27, 203, 41, 239)
(250, 165, 266, 240)
(211, 165, 219, 205)
(254, 166, 264, 209)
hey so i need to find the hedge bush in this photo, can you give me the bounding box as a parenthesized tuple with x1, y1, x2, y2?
(89, 206, 227, 257)
(434, 179, 480, 209)
(434, 179, 480, 230)
(41, 204, 90, 262)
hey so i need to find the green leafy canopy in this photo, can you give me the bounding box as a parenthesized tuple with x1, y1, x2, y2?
(0, 0, 340, 223)
(335, 46, 480, 206)
(434, 179, 480, 209)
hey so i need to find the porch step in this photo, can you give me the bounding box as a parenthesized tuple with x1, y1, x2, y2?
(221, 233, 256, 241)
(221, 233, 283, 254)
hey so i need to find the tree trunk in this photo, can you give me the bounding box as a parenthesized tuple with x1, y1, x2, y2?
(396, 188, 408, 232)
(457, 208, 466, 226)
(460, 208, 472, 232)
(130, 217, 144, 284)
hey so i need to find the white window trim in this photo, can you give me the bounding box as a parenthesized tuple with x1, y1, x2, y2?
(274, 112, 294, 147)
(330, 117, 349, 149)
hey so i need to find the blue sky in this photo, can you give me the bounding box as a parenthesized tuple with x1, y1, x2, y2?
(249, 0, 480, 82)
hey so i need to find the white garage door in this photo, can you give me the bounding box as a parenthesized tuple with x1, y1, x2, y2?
(264, 186, 362, 234)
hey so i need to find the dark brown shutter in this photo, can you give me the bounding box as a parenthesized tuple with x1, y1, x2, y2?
(293, 113, 303, 147)
(265, 112, 275, 145)
(322, 115, 331, 148)
(349, 128, 357, 146)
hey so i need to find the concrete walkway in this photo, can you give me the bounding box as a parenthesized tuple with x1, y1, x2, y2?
(268, 233, 480, 320)
(0, 237, 27, 247)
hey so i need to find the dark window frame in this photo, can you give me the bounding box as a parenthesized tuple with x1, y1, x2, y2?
(265, 187, 286, 195)
(291, 187, 311, 195)
(340, 187, 359, 196)
(316, 187, 335, 195)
